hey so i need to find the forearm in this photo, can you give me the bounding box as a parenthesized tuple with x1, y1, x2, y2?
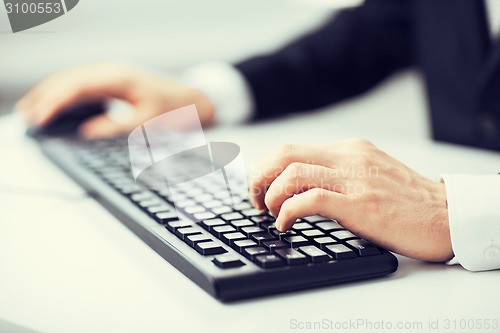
(236, 0, 415, 120)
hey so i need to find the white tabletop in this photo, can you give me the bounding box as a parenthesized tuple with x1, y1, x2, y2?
(1, 73, 500, 333)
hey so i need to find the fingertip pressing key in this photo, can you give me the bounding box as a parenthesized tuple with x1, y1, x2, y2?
(274, 219, 287, 232)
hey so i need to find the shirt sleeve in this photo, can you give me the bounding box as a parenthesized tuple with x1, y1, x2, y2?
(442, 174, 500, 271)
(180, 61, 254, 125)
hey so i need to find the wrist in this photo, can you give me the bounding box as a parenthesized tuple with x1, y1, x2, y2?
(427, 181, 454, 262)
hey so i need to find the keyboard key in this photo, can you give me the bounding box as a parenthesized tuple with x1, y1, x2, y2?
(244, 246, 269, 259)
(251, 216, 275, 225)
(241, 226, 264, 236)
(212, 255, 245, 269)
(155, 211, 179, 224)
(131, 191, 155, 202)
(298, 246, 331, 263)
(156, 188, 174, 199)
(184, 206, 206, 214)
(312, 237, 337, 249)
(316, 221, 344, 232)
(221, 232, 246, 245)
(233, 202, 252, 211)
(301, 229, 325, 238)
(302, 215, 329, 223)
(120, 185, 143, 195)
(214, 191, 230, 200)
(201, 218, 226, 230)
(175, 199, 196, 208)
(263, 240, 289, 251)
(292, 222, 313, 230)
(212, 206, 232, 215)
(193, 212, 216, 220)
(330, 230, 358, 240)
(203, 200, 223, 208)
(221, 198, 234, 206)
(118, 183, 142, 193)
(195, 193, 213, 203)
(211, 225, 237, 238)
(240, 208, 262, 217)
(254, 254, 285, 268)
(195, 242, 227, 256)
(251, 232, 276, 245)
(233, 239, 258, 252)
(184, 187, 204, 196)
(271, 229, 297, 240)
(166, 221, 191, 233)
(260, 222, 277, 232)
(221, 212, 244, 221)
(346, 239, 381, 256)
(230, 219, 254, 230)
(324, 244, 357, 259)
(175, 227, 201, 240)
(186, 234, 212, 247)
(275, 248, 309, 265)
(138, 198, 162, 208)
(146, 204, 172, 214)
(283, 235, 309, 248)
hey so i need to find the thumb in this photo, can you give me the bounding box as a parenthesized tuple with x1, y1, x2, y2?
(78, 114, 131, 139)
(78, 99, 141, 139)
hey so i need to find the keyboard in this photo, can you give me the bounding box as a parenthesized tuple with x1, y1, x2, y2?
(33, 135, 398, 301)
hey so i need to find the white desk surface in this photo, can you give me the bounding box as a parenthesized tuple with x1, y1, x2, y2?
(1, 73, 500, 333)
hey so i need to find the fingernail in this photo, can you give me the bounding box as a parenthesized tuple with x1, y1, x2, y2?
(274, 220, 282, 232)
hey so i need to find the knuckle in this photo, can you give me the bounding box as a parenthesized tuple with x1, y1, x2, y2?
(279, 199, 293, 216)
(276, 143, 297, 163)
(285, 162, 304, 181)
(248, 169, 262, 186)
(349, 137, 372, 147)
(307, 188, 328, 204)
(357, 151, 374, 167)
(357, 192, 382, 214)
(105, 61, 129, 74)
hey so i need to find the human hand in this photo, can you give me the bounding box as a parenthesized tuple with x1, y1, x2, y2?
(16, 62, 215, 139)
(249, 139, 453, 262)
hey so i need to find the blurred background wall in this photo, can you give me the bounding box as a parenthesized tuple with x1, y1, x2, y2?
(0, 0, 362, 115)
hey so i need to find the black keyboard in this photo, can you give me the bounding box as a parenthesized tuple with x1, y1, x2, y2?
(34, 136, 398, 301)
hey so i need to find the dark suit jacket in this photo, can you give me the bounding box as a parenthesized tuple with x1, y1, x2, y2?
(236, 0, 500, 151)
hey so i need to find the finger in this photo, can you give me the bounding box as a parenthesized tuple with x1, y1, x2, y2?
(16, 81, 52, 118)
(264, 162, 347, 217)
(249, 144, 336, 211)
(17, 70, 78, 117)
(31, 81, 127, 127)
(78, 114, 134, 140)
(79, 103, 158, 139)
(275, 188, 351, 231)
(25, 65, 131, 127)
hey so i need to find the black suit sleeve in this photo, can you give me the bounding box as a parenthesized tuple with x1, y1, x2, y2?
(235, 0, 415, 120)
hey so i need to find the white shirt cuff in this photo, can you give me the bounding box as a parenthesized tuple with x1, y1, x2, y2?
(180, 61, 254, 125)
(443, 174, 500, 271)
